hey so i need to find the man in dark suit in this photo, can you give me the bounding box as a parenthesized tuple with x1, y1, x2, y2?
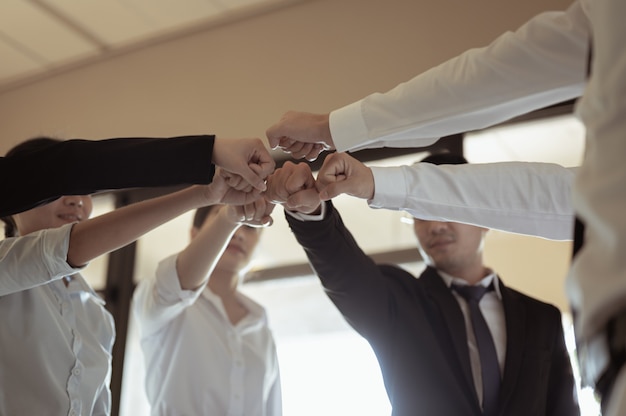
(265, 154, 579, 416)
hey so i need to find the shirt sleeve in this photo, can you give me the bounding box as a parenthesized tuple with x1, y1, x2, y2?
(132, 253, 206, 337)
(330, 1, 589, 152)
(369, 162, 576, 240)
(0, 135, 216, 217)
(0, 223, 84, 296)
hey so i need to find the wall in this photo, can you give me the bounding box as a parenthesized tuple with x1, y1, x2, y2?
(0, 0, 576, 311)
(0, 0, 573, 151)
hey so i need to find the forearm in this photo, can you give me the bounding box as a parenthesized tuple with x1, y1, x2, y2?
(176, 208, 240, 290)
(331, 2, 588, 152)
(0, 135, 215, 217)
(370, 162, 576, 240)
(285, 203, 391, 323)
(67, 186, 211, 267)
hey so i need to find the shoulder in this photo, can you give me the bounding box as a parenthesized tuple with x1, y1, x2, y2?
(505, 286, 562, 319)
(378, 263, 422, 286)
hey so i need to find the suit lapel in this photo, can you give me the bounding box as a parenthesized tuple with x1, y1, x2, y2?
(498, 280, 526, 410)
(421, 268, 478, 406)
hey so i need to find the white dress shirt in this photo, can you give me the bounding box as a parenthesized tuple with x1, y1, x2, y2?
(132, 254, 282, 416)
(369, 161, 577, 240)
(329, 0, 626, 339)
(0, 223, 115, 416)
(439, 272, 506, 408)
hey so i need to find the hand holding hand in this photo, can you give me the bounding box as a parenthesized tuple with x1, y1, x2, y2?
(212, 137, 275, 191)
(316, 152, 375, 201)
(266, 111, 335, 161)
(265, 161, 322, 214)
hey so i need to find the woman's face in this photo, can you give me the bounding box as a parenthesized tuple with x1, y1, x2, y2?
(13, 195, 93, 236)
(219, 224, 262, 273)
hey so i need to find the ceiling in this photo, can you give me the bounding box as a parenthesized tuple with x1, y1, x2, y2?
(0, 0, 303, 93)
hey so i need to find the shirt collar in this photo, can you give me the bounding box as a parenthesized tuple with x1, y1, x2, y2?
(438, 269, 502, 300)
(201, 286, 267, 325)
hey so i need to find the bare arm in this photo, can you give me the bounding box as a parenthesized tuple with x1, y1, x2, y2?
(66, 185, 215, 267)
(176, 172, 274, 290)
(175, 206, 239, 290)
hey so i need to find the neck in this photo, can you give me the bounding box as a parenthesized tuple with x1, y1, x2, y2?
(440, 263, 490, 286)
(207, 269, 240, 299)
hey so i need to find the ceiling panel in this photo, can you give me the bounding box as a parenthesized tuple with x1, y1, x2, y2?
(0, 1, 97, 64)
(45, 0, 226, 46)
(0, 0, 291, 91)
(42, 0, 161, 46)
(122, 0, 225, 28)
(0, 33, 43, 80)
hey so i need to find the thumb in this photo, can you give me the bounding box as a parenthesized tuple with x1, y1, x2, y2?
(267, 134, 281, 150)
(318, 182, 346, 201)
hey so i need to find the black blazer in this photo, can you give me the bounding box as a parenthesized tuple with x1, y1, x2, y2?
(0, 135, 215, 217)
(287, 202, 579, 416)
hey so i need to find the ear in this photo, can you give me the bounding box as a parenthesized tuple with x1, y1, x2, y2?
(190, 227, 199, 240)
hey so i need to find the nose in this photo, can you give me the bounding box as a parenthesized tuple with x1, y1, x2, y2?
(428, 221, 449, 234)
(64, 195, 84, 208)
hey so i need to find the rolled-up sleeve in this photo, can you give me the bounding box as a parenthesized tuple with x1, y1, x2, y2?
(132, 253, 205, 337)
(0, 224, 83, 296)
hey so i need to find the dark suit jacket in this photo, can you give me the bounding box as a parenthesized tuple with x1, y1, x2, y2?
(287, 202, 579, 416)
(0, 135, 215, 217)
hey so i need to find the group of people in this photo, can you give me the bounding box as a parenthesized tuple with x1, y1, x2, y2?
(1, 0, 625, 414)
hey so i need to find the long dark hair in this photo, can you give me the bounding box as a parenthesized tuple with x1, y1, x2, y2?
(2, 136, 62, 238)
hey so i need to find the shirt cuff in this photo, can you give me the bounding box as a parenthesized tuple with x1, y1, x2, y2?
(284, 201, 327, 222)
(329, 100, 369, 152)
(368, 166, 409, 211)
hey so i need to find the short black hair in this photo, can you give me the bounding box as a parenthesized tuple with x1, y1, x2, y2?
(419, 152, 468, 166)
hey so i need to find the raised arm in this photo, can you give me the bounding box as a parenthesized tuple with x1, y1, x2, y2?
(267, 2, 589, 158)
(1, 135, 274, 217)
(266, 163, 402, 334)
(315, 152, 576, 240)
(66, 163, 274, 269)
(176, 180, 274, 291)
(66, 185, 220, 268)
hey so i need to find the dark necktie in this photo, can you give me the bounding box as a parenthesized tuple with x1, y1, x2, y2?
(452, 283, 501, 416)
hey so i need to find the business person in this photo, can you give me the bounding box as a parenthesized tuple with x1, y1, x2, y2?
(0, 137, 270, 415)
(133, 200, 282, 416)
(1, 134, 274, 217)
(265, 154, 579, 416)
(266, 1, 626, 410)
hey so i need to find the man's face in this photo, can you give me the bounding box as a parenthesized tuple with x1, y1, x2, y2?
(13, 195, 93, 236)
(412, 219, 486, 274)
